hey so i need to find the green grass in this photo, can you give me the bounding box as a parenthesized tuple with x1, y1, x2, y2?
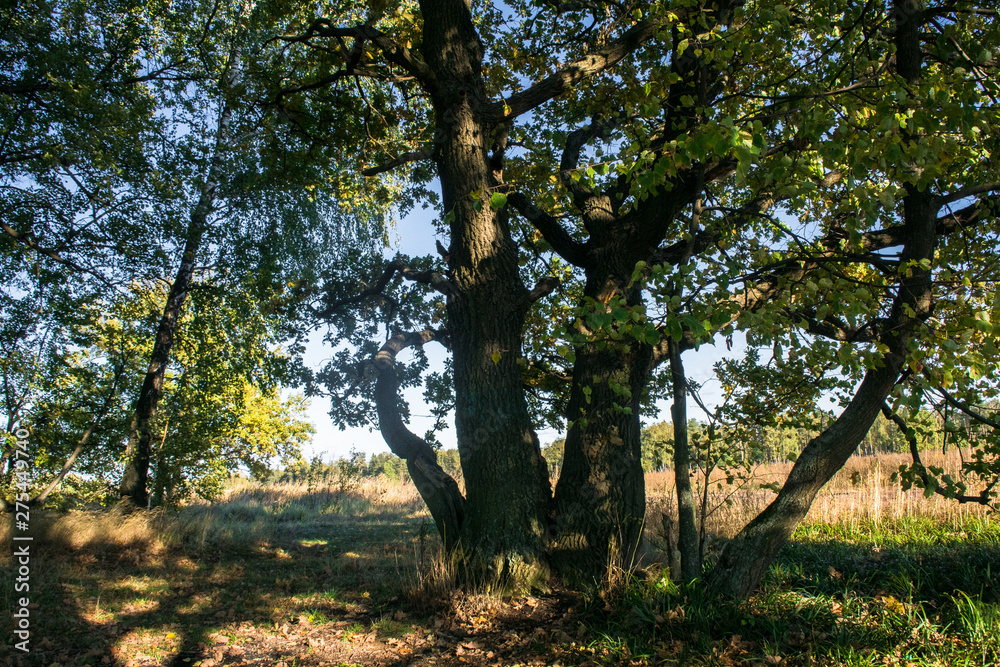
(578, 515, 1000, 666)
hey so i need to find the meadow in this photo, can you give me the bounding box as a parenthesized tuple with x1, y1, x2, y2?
(2, 449, 998, 667)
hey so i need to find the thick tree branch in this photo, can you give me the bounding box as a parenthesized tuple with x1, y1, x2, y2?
(361, 149, 433, 176)
(793, 309, 877, 342)
(486, 18, 667, 121)
(507, 191, 588, 267)
(279, 20, 436, 91)
(367, 329, 451, 462)
(859, 199, 989, 251)
(364, 329, 465, 548)
(525, 276, 561, 306)
(559, 120, 610, 199)
(937, 180, 1000, 206)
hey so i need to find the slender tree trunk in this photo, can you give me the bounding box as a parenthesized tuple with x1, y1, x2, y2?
(706, 361, 905, 596)
(33, 377, 120, 506)
(707, 0, 935, 596)
(119, 216, 205, 506)
(119, 51, 241, 507)
(669, 340, 700, 581)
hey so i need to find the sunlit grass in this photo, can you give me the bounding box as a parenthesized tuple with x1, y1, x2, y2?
(1, 457, 995, 667)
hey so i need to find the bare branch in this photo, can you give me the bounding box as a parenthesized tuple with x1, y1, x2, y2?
(925, 371, 1000, 431)
(1, 221, 112, 285)
(32, 369, 123, 506)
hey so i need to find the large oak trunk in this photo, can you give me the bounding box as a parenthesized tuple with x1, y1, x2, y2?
(552, 333, 649, 581)
(421, 0, 551, 582)
(552, 252, 652, 581)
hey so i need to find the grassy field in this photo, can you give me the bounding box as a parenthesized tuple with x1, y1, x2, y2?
(2, 451, 998, 667)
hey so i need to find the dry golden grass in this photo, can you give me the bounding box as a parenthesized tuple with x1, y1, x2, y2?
(0, 475, 429, 570)
(0, 506, 175, 568)
(3, 459, 996, 667)
(214, 475, 425, 509)
(646, 448, 994, 541)
(6, 450, 988, 571)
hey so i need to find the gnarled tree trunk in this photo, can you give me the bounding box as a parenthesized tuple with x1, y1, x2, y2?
(369, 329, 465, 550)
(420, 0, 552, 582)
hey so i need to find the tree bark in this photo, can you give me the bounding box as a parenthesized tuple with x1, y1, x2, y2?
(547, 1, 732, 583)
(419, 0, 552, 583)
(706, 360, 907, 597)
(551, 318, 650, 581)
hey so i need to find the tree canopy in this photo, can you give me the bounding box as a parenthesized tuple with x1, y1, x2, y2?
(3, 0, 999, 599)
(299, 0, 1000, 594)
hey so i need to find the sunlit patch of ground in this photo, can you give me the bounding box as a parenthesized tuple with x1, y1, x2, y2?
(1, 468, 996, 667)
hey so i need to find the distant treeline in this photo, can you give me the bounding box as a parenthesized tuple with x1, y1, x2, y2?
(269, 406, 986, 483)
(267, 449, 463, 485)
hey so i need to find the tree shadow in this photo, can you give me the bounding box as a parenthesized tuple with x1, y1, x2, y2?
(2, 490, 439, 667)
(1, 514, 126, 667)
(625, 524, 1000, 666)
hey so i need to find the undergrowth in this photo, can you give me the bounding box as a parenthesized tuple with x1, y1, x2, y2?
(585, 515, 1000, 666)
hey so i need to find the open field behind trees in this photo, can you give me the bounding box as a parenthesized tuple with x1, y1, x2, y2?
(3, 450, 997, 667)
